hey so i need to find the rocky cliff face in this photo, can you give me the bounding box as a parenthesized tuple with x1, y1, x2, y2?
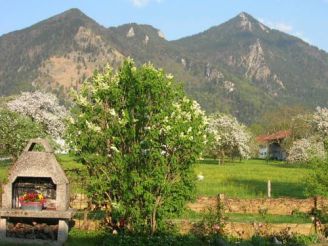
(238, 12, 253, 32)
(241, 39, 285, 94)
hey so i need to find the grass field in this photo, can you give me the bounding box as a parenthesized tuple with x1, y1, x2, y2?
(0, 156, 319, 244)
(57, 156, 311, 199)
(178, 209, 312, 224)
(194, 159, 310, 198)
(0, 157, 310, 198)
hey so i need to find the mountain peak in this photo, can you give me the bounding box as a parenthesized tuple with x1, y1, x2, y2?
(110, 23, 166, 41)
(236, 12, 257, 22)
(43, 8, 98, 27)
(230, 12, 271, 33)
(29, 7, 105, 35)
(238, 12, 251, 18)
(56, 8, 86, 18)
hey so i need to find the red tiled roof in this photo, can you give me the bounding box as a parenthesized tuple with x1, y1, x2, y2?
(256, 130, 291, 143)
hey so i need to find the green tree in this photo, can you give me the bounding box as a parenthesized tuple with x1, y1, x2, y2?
(0, 109, 44, 160)
(66, 60, 207, 234)
(304, 107, 328, 197)
(305, 159, 328, 197)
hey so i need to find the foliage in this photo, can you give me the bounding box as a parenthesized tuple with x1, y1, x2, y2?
(0, 159, 11, 183)
(66, 60, 207, 234)
(207, 113, 251, 163)
(271, 229, 319, 246)
(303, 107, 328, 198)
(305, 158, 328, 197)
(287, 137, 325, 164)
(258, 106, 311, 135)
(312, 206, 328, 237)
(191, 196, 226, 237)
(7, 91, 68, 140)
(313, 107, 328, 143)
(65, 228, 319, 246)
(66, 228, 109, 246)
(0, 109, 44, 159)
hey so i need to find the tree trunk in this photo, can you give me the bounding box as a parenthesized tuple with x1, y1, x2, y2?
(150, 196, 162, 234)
(221, 151, 225, 164)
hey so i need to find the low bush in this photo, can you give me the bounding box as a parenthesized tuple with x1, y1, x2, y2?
(67, 229, 320, 246)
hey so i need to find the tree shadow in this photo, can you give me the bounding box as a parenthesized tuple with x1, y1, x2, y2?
(197, 158, 244, 165)
(265, 161, 312, 169)
(225, 178, 307, 198)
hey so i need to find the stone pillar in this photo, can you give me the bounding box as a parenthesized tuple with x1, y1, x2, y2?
(58, 220, 69, 243)
(0, 218, 6, 239)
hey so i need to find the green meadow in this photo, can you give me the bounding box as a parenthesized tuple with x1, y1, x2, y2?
(0, 157, 310, 199)
(194, 159, 309, 198)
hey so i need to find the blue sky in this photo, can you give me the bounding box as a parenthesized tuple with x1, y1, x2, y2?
(0, 0, 327, 51)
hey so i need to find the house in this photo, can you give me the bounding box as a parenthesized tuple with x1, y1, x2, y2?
(256, 130, 291, 160)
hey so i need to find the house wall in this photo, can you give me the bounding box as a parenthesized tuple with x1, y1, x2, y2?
(258, 145, 268, 159)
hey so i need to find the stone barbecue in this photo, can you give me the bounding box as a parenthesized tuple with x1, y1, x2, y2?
(0, 139, 74, 245)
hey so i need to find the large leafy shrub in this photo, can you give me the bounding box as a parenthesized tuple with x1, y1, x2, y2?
(66, 60, 207, 234)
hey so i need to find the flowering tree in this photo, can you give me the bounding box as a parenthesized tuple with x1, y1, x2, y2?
(7, 91, 68, 140)
(287, 137, 325, 164)
(303, 107, 328, 197)
(0, 109, 44, 159)
(207, 113, 251, 163)
(313, 107, 328, 139)
(66, 60, 207, 234)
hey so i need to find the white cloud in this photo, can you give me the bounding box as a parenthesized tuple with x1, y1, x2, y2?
(271, 22, 293, 33)
(293, 32, 311, 44)
(130, 0, 163, 7)
(258, 18, 311, 44)
(258, 18, 293, 33)
(131, 0, 149, 7)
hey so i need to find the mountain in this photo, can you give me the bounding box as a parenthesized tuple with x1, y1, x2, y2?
(173, 13, 328, 118)
(1, 9, 328, 123)
(0, 9, 124, 97)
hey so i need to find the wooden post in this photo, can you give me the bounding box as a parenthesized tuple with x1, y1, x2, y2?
(218, 193, 225, 203)
(314, 196, 318, 233)
(267, 180, 271, 198)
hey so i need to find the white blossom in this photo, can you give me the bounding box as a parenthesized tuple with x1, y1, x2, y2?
(109, 108, 116, 116)
(7, 91, 67, 139)
(313, 107, 328, 137)
(287, 137, 325, 164)
(208, 113, 251, 159)
(110, 146, 120, 153)
(86, 120, 101, 132)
